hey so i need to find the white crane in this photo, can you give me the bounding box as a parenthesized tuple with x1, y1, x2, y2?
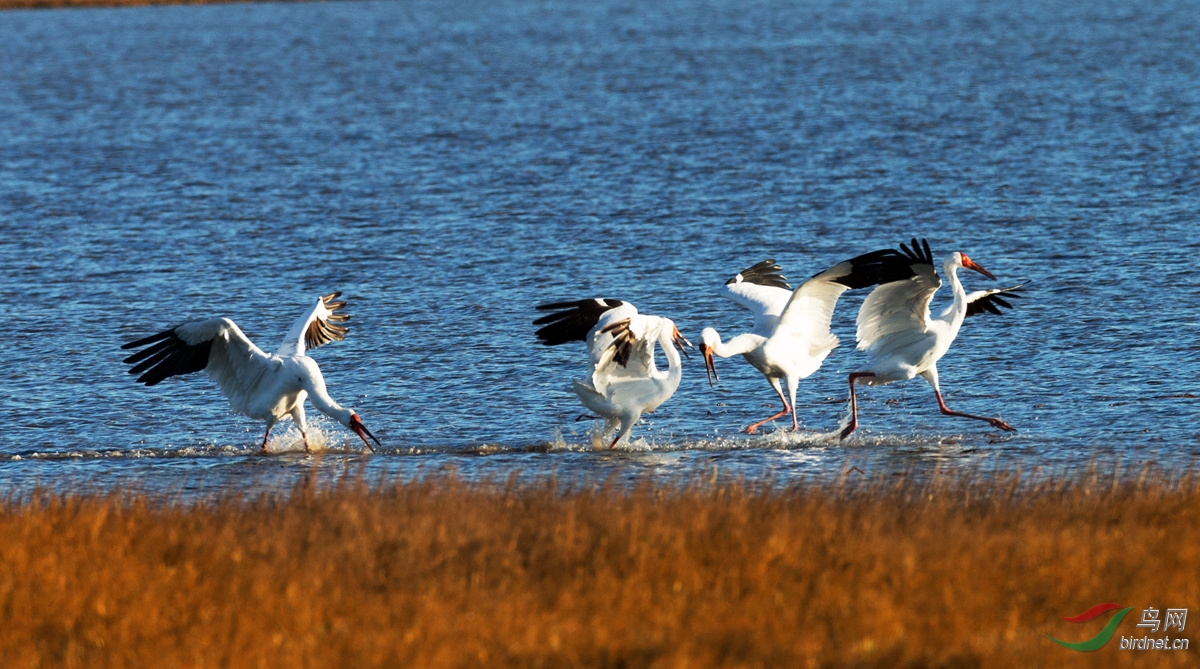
(121, 292, 382, 454)
(534, 299, 692, 448)
(698, 250, 899, 434)
(839, 238, 1025, 439)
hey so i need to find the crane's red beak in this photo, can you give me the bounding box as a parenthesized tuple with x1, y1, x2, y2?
(672, 327, 693, 359)
(348, 413, 381, 453)
(960, 254, 996, 280)
(699, 343, 719, 387)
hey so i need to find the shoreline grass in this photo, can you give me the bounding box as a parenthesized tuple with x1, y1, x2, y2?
(0, 469, 1196, 667)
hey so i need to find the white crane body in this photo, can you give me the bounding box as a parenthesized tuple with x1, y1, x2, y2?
(699, 250, 900, 434)
(121, 293, 381, 453)
(840, 238, 1025, 439)
(535, 299, 691, 448)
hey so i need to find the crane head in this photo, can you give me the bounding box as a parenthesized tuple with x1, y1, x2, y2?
(348, 413, 382, 453)
(672, 326, 693, 360)
(699, 343, 720, 387)
(958, 253, 996, 280)
(698, 327, 721, 387)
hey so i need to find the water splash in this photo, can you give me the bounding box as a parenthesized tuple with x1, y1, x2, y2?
(260, 417, 377, 455)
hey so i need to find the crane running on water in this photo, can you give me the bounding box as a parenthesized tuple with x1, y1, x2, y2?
(534, 299, 692, 448)
(698, 249, 901, 434)
(839, 238, 1026, 440)
(120, 292, 382, 454)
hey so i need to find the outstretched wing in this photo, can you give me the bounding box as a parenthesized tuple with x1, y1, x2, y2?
(717, 259, 794, 336)
(121, 317, 278, 416)
(533, 298, 628, 346)
(856, 238, 942, 355)
(773, 249, 902, 354)
(961, 282, 1027, 319)
(277, 292, 351, 357)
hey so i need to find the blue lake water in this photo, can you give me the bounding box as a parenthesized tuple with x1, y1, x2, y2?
(1, 0, 1198, 496)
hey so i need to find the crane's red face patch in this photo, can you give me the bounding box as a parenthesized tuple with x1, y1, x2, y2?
(959, 253, 997, 280)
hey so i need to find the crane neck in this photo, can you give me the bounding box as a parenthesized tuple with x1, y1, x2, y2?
(941, 255, 970, 330)
(703, 329, 764, 358)
(299, 363, 353, 427)
(659, 326, 684, 381)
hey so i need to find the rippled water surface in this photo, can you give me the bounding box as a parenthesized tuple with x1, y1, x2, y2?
(1, 0, 1198, 496)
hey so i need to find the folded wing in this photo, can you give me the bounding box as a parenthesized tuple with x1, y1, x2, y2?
(596, 315, 660, 373)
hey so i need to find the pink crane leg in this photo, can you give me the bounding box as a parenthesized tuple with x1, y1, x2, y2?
(745, 385, 792, 434)
(839, 372, 875, 440)
(260, 426, 272, 454)
(934, 390, 1016, 432)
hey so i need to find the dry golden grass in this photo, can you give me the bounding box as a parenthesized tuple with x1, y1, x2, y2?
(0, 468, 1196, 668)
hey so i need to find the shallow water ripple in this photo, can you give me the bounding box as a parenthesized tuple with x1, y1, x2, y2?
(0, 0, 1197, 496)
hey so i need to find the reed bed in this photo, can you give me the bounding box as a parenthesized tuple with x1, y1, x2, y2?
(0, 468, 1196, 668)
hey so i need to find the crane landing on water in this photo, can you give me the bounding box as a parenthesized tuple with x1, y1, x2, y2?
(121, 292, 382, 454)
(697, 249, 902, 435)
(840, 238, 1026, 440)
(534, 298, 692, 448)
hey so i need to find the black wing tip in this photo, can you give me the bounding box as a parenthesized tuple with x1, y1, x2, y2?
(120, 329, 176, 350)
(850, 248, 903, 263)
(122, 330, 212, 386)
(535, 298, 623, 312)
(305, 310, 350, 351)
(300, 292, 353, 352)
(824, 248, 910, 289)
(857, 237, 936, 286)
(533, 299, 625, 345)
(965, 282, 1029, 319)
(737, 259, 777, 273)
(727, 259, 791, 291)
(897, 237, 934, 265)
(535, 303, 567, 315)
(322, 291, 348, 313)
